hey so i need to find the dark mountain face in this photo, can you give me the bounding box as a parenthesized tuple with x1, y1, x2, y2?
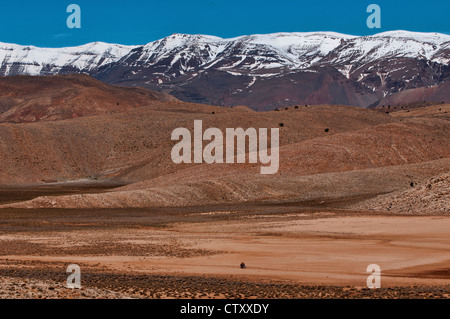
(1, 31, 449, 110)
(373, 81, 450, 108)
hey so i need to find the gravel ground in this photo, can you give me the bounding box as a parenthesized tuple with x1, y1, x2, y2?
(1, 263, 449, 299)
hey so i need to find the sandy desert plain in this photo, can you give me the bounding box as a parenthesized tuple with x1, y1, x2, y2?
(0, 75, 449, 299)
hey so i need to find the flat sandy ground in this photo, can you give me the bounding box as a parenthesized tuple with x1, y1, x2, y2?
(0, 189, 449, 299)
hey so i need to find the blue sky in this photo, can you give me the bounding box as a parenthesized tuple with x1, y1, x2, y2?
(0, 0, 449, 47)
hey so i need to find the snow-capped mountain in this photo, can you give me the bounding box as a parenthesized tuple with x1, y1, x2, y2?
(1, 31, 449, 110)
(0, 42, 136, 76)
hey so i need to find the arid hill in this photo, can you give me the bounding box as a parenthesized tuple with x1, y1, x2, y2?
(0, 77, 448, 211)
(0, 75, 177, 123)
(0, 87, 399, 187)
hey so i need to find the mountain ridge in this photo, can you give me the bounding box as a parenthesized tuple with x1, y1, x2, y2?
(1, 31, 449, 110)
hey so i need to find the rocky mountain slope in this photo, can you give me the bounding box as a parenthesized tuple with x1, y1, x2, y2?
(354, 171, 449, 214)
(373, 81, 450, 108)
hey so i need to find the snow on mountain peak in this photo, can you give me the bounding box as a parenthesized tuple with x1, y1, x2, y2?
(0, 30, 449, 77)
(369, 30, 450, 43)
(0, 41, 136, 76)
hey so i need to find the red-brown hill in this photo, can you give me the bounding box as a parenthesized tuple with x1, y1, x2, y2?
(0, 74, 177, 123)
